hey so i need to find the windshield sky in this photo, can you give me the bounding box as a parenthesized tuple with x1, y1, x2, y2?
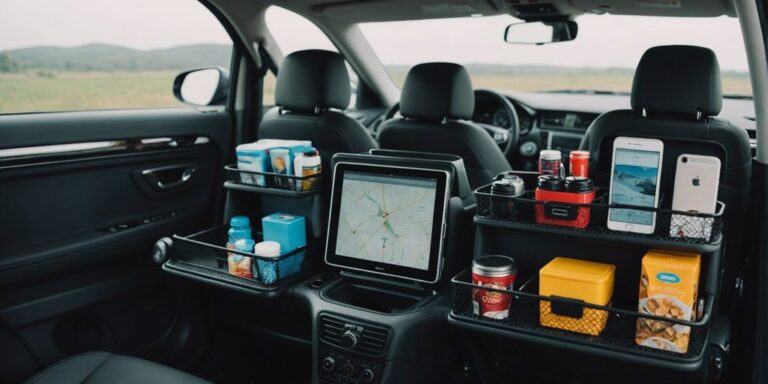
(360, 14, 751, 96)
(0, 1, 752, 96)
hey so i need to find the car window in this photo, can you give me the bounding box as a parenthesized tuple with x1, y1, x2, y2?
(359, 15, 751, 98)
(0, 0, 233, 114)
(264, 6, 357, 107)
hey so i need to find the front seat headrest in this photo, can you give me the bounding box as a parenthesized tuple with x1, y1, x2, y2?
(631, 45, 722, 118)
(400, 62, 474, 122)
(275, 49, 350, 113)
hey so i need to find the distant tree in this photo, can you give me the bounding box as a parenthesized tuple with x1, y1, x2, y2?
(0, 51, 19, 72)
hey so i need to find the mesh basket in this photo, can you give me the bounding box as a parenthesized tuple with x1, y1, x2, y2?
(225, 164, 322, 193)
(475, 184, 724, 245)
(451, 268, 712, 360)
(170, 226, 309, 287)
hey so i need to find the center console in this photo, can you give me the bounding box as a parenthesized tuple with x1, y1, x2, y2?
(294, 150, 474, 384)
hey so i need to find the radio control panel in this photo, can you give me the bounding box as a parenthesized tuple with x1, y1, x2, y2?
(319, 349, 382, 384)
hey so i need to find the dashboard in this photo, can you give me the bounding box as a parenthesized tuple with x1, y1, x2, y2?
(362, 90, 756, 172)
(472, 89, 758, 171)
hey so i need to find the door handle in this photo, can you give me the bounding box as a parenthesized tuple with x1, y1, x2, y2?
(141, 164, 197, 191)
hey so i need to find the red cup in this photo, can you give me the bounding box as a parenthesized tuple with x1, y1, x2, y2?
(570, 151, 590, 178)
(472, 256, 517, 319)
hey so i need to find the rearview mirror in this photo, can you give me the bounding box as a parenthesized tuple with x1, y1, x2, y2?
(173, 67, 230, 106)
(504, 21, 578, 45)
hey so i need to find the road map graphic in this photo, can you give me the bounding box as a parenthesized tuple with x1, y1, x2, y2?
(335, 173, 437, 270)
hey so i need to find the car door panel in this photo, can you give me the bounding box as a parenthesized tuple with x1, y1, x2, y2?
(0, 107, 231, 379)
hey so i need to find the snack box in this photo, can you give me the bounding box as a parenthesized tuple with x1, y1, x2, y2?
(235, 142, 272, 186)
(539, 257, 615, 336)
(636, 249, 701, 354)
(262, 212, 306, 254)
(236, 139, 313, 188)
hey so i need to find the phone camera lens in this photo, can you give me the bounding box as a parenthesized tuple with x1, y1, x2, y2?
(682, 157, 688, 163)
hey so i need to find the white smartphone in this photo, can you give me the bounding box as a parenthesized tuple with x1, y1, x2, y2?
(607, 137, 664, 234)
(670, 154, 721, 239)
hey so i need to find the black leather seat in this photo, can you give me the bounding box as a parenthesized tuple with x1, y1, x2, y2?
(258, 49, 377, 172)
(580, 45, 751, 300)
(22, 351, 209, 384)
(377, 62, 510, 189)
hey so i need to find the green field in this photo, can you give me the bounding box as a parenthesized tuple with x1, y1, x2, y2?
(0, 71, 181, 113)
(0, 70, 752, 114)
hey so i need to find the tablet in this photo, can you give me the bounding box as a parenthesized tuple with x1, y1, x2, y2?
(325, 162, 450, 283)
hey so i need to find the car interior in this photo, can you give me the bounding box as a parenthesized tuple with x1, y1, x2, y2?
(2, 0, 768, 384)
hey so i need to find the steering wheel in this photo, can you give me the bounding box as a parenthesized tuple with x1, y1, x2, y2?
(473, 89, 520, 157)
(379, 90, 520, 157)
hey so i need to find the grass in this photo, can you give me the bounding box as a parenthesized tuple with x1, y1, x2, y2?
(0, 71, 181, 113)
(0, 70, 753, 114)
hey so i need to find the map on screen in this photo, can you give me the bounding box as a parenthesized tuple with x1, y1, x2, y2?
(334, 171, 437, 270)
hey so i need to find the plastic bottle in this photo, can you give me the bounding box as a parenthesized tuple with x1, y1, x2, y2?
(227, 216, 252, 244)
(300, 151, 322, 191)
(229, 238, 255, 278)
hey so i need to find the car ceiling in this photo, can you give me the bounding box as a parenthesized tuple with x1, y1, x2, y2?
(254, 0, 736, 22)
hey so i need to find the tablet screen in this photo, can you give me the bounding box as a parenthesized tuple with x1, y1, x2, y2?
(335, 171, 437, 270)
(325, 163, 449, 283)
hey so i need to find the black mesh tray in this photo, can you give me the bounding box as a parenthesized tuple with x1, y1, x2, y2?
(224, 164, 322, 196)
(164, 226, 314, 292)
(450, 268, 712, 363)
(475, 183, 725, 247)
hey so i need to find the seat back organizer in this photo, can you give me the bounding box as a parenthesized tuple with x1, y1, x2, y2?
(151, 137, 729, 383)
(449, 153, 729, 381)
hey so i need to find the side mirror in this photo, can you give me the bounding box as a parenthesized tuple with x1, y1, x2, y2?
(173, 67, 230, 106)
(504, 20, 578, 45)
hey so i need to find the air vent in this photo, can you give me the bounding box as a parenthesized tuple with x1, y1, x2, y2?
(572, 113, 597, 130)
(540, 112, 597, 130)
(319, 314, 345, 346)
(318, 314, 390, 357)
(540, 111, 567, 128)
(358, 326, 389, 356)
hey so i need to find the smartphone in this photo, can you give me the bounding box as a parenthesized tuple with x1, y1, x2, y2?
(670, 154, 721, 239)
(607, 137, 664, 234)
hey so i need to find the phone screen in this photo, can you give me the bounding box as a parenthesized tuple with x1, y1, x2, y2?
(610, 148, 661, 225)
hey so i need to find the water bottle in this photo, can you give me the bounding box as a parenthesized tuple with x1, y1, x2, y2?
(227, 216, 252, 244)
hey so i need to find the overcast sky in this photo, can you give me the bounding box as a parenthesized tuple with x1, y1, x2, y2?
(0, 0, 750, 71)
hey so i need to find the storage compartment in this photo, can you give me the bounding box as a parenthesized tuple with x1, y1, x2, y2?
(450, 267, 713, 362)
(224, 164, 322, 197)
(163, 226, 319, 297)
(448, 211, 724, 368)
(322, 278, 430, 314)
(538, 257, 615, 336)
(475, 183, 725, 251)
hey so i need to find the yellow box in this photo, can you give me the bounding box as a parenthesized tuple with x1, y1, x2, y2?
(539, 257, 616, 336)
(636, 249, 701, 353)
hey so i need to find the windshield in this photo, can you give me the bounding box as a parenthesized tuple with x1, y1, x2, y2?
(359, 15, 751, 97)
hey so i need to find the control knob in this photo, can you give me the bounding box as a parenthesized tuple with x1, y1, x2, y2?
(321, 356, 336, 372)
(341, 362, 355, 376)
(341, 329, 360, 349)
(361, 368, 375, 382)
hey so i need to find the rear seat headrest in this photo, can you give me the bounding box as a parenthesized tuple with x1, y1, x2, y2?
(631, 45, 722, 119)
(275, 49, 350, 113)
(400, 62, 474, 122)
